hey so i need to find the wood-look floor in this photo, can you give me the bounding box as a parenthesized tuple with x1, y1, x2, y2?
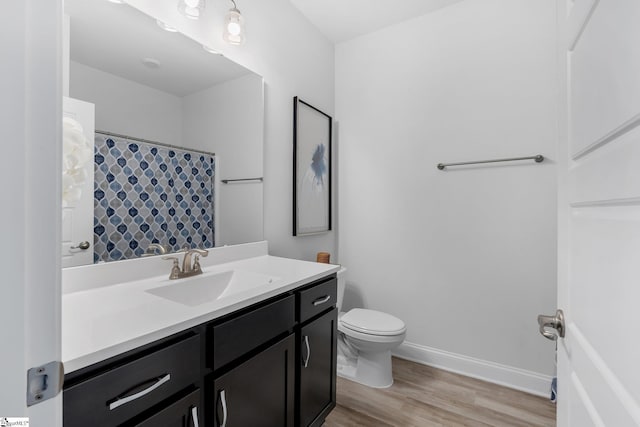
(324, 357, 556, 427)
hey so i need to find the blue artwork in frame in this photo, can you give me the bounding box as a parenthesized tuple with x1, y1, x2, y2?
(293, 97, 332, 236)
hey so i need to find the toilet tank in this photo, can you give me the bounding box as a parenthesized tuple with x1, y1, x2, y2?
(336, 267, 347, 311)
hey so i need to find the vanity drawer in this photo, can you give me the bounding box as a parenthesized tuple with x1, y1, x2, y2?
(134, 388, 201, 427)
(63, 335, 201, 427)
(299, 277, 337, 323)
(210, 294, 295, 370)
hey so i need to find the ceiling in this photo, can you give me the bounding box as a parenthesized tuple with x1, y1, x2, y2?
(289, 0, 465, 43)
(65, 0, 252, 97)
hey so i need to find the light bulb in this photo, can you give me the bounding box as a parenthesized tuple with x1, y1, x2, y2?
(227, 22, 241, 36)
(177, 0, 205, 20)
(223, 7, 245, 45)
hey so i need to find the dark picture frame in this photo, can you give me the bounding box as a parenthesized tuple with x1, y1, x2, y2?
(293, 97, 332, 236)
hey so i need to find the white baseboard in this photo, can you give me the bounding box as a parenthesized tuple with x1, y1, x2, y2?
(393, 341, 553, 398)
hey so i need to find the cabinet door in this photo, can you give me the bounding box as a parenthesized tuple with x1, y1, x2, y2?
(212, 334, 295, 427)
(135, 389, 201, 427)
(299, 308, 337, 427)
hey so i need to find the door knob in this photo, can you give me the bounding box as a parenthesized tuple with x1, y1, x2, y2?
(70, 241, 91, 250)
(537, 309, 565, 341)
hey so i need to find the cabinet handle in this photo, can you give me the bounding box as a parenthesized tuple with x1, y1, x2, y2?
(312, 295, 331, 306)
(108, 374, 171, 410)
(219, 389, 228, 427)
(191, 405, 200, 427)
(303, 335, 311, 368)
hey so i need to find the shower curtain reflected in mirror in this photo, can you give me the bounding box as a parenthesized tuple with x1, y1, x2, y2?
(93, 134, 215, 262)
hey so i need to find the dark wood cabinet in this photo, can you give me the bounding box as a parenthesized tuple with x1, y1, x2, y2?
(298, 308, 338, 427)
(63, 273, 337, 427)
(209, 295, 295, 371)
(63, 334, 201, 427)
(211, 334, 296, 427)
(298, 278, 337, 323)
(134, 389, 201, 427)
(299, 308, 338, 427)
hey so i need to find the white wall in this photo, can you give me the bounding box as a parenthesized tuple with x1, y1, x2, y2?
(183, 74, 264, 245)
(336, 0, 558, 391)
(125, 0, 336, 261)
(70, 61, 183, 145)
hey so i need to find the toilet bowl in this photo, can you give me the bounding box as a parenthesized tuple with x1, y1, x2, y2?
(336, 267, 406, 388)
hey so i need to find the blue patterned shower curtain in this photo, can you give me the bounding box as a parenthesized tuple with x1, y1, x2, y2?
(93, 134, 215, 263)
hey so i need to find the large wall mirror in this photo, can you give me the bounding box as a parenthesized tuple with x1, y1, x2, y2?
(62, 0, 264, 267)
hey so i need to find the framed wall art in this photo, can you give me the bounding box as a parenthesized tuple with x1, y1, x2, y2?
(293, 96, 332, 236)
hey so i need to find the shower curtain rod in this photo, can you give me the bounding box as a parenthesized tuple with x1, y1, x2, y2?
(95, 130, 216, 158)
(437, 155, 544, 170)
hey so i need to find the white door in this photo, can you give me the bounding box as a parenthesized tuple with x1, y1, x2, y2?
(0, 0, 62, 425)
(62, 97, 95, 267)
(553, 0, 640, 425)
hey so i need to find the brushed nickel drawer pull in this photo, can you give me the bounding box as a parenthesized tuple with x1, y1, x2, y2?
(312, 295, 331, 306)
(303, 335, 311, 368)
(191, 405, 200, 427)
(219, 389, 228, 427)
(108, 374, 171, 410)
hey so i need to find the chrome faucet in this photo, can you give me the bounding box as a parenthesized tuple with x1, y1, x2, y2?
(163, 247, 209, 280)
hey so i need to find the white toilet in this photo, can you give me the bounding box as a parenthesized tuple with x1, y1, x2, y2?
(336, 267, 406, 388)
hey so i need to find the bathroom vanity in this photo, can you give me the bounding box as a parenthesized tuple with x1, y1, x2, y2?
(61, 243, 339, 427)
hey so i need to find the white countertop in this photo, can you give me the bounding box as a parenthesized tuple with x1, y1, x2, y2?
(62, 252, 339, 373)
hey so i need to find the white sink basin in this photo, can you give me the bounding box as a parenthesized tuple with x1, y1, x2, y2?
(146, 270, 279, 306)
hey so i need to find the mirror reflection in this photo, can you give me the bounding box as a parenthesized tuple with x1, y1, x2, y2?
(62, 0, 264, 267)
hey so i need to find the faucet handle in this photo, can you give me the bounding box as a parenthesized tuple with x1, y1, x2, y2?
(163, 256, 181, 279)
(192, 255, 203, 273)
(191, 248, 209, 257)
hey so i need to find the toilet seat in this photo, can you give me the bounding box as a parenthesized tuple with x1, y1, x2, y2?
(340, 308, 406, 336)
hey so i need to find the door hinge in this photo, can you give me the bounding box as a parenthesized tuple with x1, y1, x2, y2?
(26, 361, 64, 406)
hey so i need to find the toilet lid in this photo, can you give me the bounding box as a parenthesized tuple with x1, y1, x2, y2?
(340, 308, 406, 336)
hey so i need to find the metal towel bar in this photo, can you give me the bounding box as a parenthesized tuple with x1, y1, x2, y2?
(221, 177, 263, 184)
(437, 155, 544, 170)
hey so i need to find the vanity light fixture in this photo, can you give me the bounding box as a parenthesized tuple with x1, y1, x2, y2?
(223, 0, 245, 45)
(156, 19, 178, 32)
(177, 0, 205, 20)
